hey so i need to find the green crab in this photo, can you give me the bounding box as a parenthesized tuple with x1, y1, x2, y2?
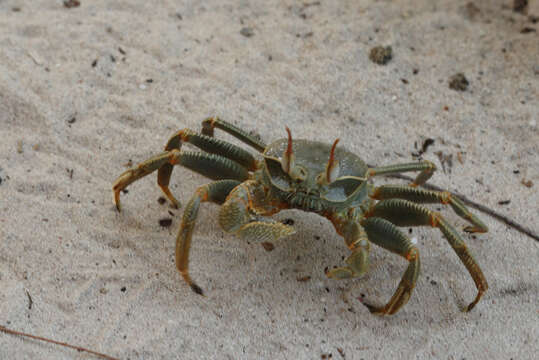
(112, 117, 488, 315)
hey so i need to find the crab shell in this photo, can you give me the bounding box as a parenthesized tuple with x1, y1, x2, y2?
(262, 138, 370, 211)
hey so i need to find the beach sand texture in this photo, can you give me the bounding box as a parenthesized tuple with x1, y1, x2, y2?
(1, 1, 538, 359)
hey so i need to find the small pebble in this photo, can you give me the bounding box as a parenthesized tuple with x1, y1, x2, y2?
(448, 73, 469, 91)
(63, 0, 80, 8)
(261, 242, 275, 251)
(369, 46, 392, 65)
(159, 218, 172, 227)
(240, 27, 254, 37)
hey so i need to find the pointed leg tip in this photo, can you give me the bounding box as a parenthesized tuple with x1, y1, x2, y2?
(190, 283, 204, 296)
(465, 297, 481, 312)
(168, 196, 180, 209)
(463, 226, 488, 234)
(160, 187, 181, 209)
(113, 193, 122, 211)
(363, 302, 385, 315)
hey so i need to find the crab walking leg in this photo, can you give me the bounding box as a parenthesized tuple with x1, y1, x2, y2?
(201, 116, 267, 152)
(371, 185, 488, 233)
(218, 180, 295, 242)
(359, 217, 420, 315)
(163, 128, 257, 169)
(158, 128, 257, 207)
(178, 180, 294, 294)
(368, 199, 488, 311)
(326, 220, 370, 279)
(176, 180, 241, 295)
(112, 150, 249, 210)
(368, 160, 436, 187)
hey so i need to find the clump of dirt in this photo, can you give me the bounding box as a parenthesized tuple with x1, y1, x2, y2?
(462, 2, 481, 20)
(240, 27, 254, 37)
(63, 0, 80, 8)
(513, 0, 528, 13)
(159, 218, 172, 227)
(261, 242, 275, 251)
(449, 73, 469, 91)
(369, 46, 392, 65)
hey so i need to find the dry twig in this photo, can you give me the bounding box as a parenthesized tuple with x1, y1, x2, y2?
(0, 325, 119, 360)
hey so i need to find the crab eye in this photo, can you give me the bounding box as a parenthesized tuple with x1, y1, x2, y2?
(264, 156, 292, 190)
(321, 176, 365, 202)
(316, 167, 339, 186)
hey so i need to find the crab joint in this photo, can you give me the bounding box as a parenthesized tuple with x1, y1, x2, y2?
(439, 191, 451, 204)
(168, 149, 183, 165)
(201, 116, 218, 137)
(281, 127, 296, 174)
(429, 212, 441, 228)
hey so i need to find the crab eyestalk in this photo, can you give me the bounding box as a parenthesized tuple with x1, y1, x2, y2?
(281, 127, 296, 174)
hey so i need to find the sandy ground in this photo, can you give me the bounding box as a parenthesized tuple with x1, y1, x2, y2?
(0, 1, 538, 359)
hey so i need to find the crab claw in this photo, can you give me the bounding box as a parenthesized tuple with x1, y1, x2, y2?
(281, 126, 296, 174)
(325, 138, 340, 183)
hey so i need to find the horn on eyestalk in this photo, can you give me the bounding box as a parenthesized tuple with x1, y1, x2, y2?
(325, 138, 340, 183)
(281, 127, 296, 174)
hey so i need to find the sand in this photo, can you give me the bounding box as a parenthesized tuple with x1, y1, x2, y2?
(0, 1, 538, 359)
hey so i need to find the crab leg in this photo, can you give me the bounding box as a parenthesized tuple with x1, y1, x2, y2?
(176, 180, 241, 294)
(326, 220, 370, 279)
(201, 116, 267, 152)
(112, 150, 249, 210)
(178, 180, 293, 294)
(368, 160, 436, 187)
(158, 128, 257, 207)
(163, 128, 257, 169)
(371, 185, 488, 233)
(367, 199, 487, 312)
(359, 217, 420, 315)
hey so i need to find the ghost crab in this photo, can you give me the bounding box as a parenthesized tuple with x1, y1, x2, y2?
(112, 117, 488, 315)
